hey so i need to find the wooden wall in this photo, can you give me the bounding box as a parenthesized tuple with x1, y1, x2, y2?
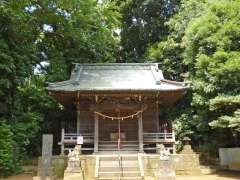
(64, 96, 173, 135)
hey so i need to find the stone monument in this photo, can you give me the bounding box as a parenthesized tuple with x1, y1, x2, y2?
(155, 144, 176, 180)
(34, 134, 54, 180)
(64, 145, 84, 180)
(180, 137, 195, 154)
(172, 137, 201, 175)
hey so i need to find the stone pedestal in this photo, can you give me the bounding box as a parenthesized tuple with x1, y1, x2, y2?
(64, 172, 84, 180)
(63, 145, 84, 180)
(155, 160, 176, 180)
(181, 144, 194, 154)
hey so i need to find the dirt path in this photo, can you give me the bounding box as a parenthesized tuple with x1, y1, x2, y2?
(177, 171, 240, 180)
(0, 173, 33, 180)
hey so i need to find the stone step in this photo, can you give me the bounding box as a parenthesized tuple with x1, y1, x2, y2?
(100, 161, 139, 167)
(98, 177, 142, 180)
(100, 166, 139, 172)
(100, 156, 138, 161)
(99, 171, 141, 178)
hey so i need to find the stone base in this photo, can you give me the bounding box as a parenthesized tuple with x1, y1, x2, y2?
(155, 160, 176, 180)
(172, 154, 201, 175)
(155, 176, 175, 180)
(33, 176, 53, 180)
(63, 172, 84, 180)
(229, 162, 240, 171)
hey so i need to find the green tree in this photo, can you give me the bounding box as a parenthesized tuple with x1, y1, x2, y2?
(183, 0, 240, 147)
(0, 0, 120, 176)
(148, 0, 207, 80)
(119, 0, 181, 62)
(148, 0, 240, 152)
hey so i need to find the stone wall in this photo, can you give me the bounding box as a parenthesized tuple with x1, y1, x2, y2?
(38, 154, 201, 179)
(38, 155, 68, 178)
(219, 148, 240, 171)
(38, 155, 96, 179)
(142, 154, 201, 178)
(78, 155, 96, 180)
(172, 154, 201, 175)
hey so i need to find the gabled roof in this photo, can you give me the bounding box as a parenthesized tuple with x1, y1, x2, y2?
(47, 63, 188, 92)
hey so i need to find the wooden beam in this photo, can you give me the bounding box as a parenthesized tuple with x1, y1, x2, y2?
(138, 112, 144, 153)
(94, 113, 99, 153)
(90, 103, 147, 111)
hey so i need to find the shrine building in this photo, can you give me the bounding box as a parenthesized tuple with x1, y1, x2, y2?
(47, 63, 188, 154)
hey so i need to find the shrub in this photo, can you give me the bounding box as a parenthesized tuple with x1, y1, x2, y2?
(0, 120, 14, 177)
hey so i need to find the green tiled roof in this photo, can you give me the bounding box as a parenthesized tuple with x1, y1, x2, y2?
(47, 63, 188, 92)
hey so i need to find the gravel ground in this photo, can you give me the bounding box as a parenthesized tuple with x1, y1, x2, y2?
(2, 171, 240, 180)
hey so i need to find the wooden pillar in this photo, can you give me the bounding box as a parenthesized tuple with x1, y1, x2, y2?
(156, 102, 160, 133)
(60, 128, 65, 155)
(76, 102, 81, 134)
(138, 112, 144, 153)
(94, 113, 99, 153)
(172, 129, 176, 154)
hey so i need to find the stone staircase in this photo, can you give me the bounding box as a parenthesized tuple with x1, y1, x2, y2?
(99, 141, 139, 152)
(96, 155, 143, 180)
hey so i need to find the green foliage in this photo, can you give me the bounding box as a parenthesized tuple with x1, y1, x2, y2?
(0, 121, 14, 177)
(0, 0, 120, 176)
(210, 109, 240, 132)
(150, 0, 240, 150)
(184, 0, 240, 143)
(210, 95, 240, 111)
(119, 0, 181, 61)
(31, 0, 121, 81)
(1, 0, 240, 175)
(148, 0, 207, 80)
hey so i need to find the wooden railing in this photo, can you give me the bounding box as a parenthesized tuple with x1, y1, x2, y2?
(143, 132, 175, 143)
(143, 132, 176, 153)
(59, 128, 94, 155)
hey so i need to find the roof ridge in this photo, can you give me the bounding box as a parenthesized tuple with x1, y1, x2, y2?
(150, 64, 163, 85)
(73, 63, 158, 66)
(160, 79, 186, 86)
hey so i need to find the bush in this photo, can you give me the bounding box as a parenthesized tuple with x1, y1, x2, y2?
(0, 120, 14, 177)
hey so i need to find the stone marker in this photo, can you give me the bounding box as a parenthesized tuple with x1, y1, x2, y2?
(37, 134, 54, 180)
